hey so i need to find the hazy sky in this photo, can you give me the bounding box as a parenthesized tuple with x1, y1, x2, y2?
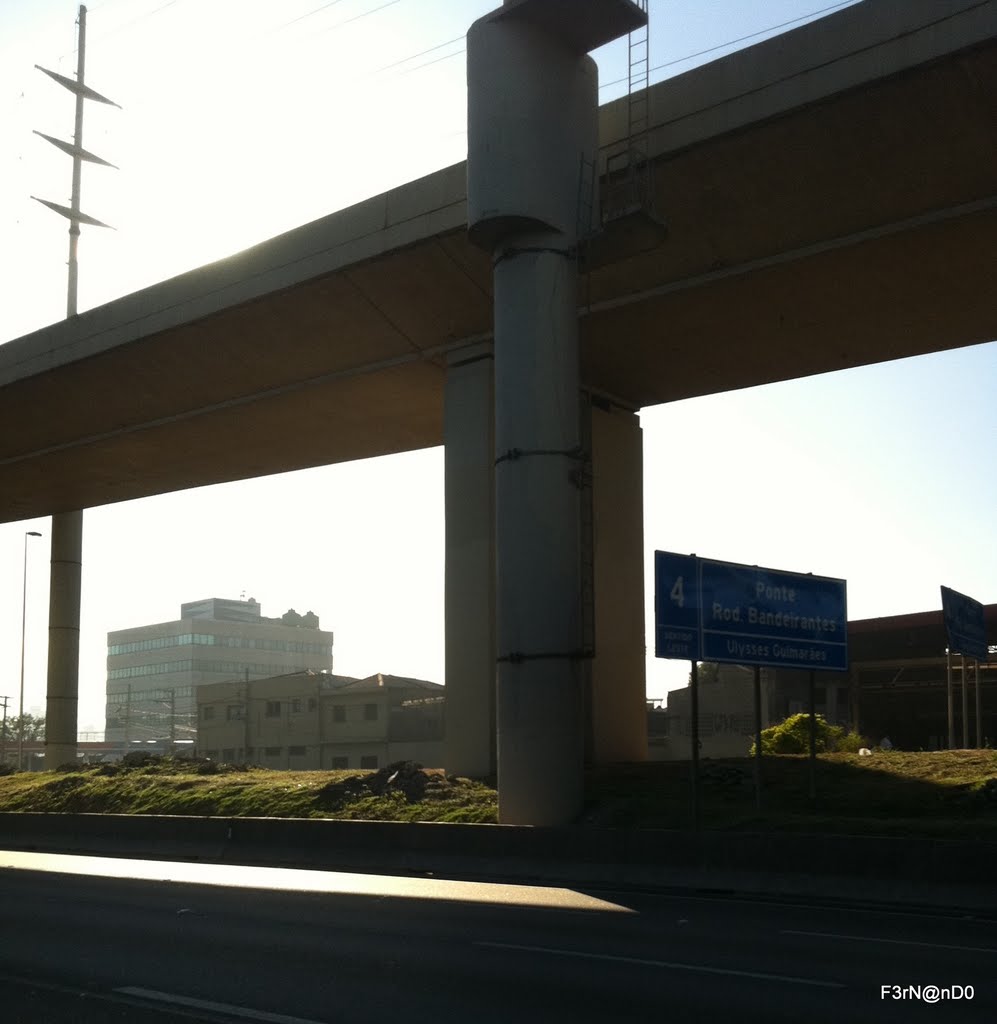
(1, 0, 993, 734)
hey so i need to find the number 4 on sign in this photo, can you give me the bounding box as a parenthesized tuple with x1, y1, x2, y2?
(671, 576, 684, 608)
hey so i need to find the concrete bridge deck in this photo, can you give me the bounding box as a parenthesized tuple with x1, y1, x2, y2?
(2, 0, 995, 523)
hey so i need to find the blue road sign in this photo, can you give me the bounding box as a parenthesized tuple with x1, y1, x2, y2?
(940, 586, 987, 661)
(655, 552, 848, 671)
(700, 559, 848, 671)
(654, 551, 701, 660)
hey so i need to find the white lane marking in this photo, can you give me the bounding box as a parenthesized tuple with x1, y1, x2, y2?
(0, 850, 630, 913)
(474, 940, 844, 988)
(591, 887, 982, 923)
(782, 929, 997, 955)
(116, 986, 329, 1024)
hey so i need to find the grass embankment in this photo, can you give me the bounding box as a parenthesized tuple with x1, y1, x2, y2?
(584, 750, 997, 839)
(0, 758, 497, 823)
(0, 751, 995, 838)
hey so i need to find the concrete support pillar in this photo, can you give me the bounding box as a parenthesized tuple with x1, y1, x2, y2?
(494, 243, 584, 825)
(444, 344, 496, 779)
(466, 0, 642, 824)
(45, 510, 82, 769)
(589, 402, 646, 763)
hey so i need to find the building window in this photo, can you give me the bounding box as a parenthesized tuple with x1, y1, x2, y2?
(289, 745, 306, 757)
(308, 698, 317, 712)
(264, 746, 281, 757)
(364, 703, 378, 721)
(290, 699, 302, 713)
(333, 705, 346, 723)
(107, 632, 216, 656)
(331, 756, 348, 769)
(265, 701, 281, 718)
(360, 755, 378, 769)
(226, 705, 244, 721)
(202, 706, 215, 720)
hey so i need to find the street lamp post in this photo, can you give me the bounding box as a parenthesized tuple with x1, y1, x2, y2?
(18, 530, 42, 770)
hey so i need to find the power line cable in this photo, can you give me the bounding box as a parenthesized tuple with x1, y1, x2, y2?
(277, 0, 402, 34)
(276, 0, 350, 32)
(385, 0, 868, 92)
(80, 0, 180, 47)
(599, 0, 862, 91)
(51, 0, 862, 96)
(345, 1, 865, 93)
(322, 0, 401, 34)
(312, 0, 863, 92)
(372, 34, 463, 75)
(399, 46, 465, 78)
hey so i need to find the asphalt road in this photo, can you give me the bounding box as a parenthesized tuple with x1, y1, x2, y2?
(0, 851, 993, 1023)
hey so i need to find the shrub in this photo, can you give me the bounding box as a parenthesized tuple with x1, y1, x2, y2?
(834, 729, 870, 753)
(121, 751, 159, 769)
(749, 713, 867, 755)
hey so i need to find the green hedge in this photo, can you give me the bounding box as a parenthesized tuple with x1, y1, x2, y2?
(750, 712, 867, 755)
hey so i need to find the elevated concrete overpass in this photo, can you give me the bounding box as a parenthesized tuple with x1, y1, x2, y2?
(2, 0, 995, 813)
(3, 0, 994, 520)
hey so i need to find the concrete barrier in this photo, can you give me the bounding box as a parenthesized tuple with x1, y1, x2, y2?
(2, 812, 995, 896)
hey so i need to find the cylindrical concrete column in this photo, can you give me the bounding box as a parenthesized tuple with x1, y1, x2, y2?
(466, 0, 640, 824)
(493, 243, 584, 824)
(444, 344, 496, 779)
(45, 510, 82, 769)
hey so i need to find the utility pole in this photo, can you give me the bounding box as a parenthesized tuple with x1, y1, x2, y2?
(169, 689, 176, 753)
(32, 6, 120, 770)
(244, 669, 251, 761)
(124, 683, 132, 748)
(0, 696, 9, 767)
(33, 4, 120, 297)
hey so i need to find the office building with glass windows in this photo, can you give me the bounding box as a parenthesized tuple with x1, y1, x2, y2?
(104, 597, 334, 746)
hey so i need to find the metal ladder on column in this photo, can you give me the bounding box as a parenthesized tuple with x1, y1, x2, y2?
(605, 7, 653, 222)
(576, 151, 598, 246)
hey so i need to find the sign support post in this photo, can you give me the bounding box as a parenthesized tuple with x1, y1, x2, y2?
(946, 648, 954, 749)
(655, 550, 848, 826)
(808, 670, 817, 805)
(962, 653, 968, 749)
(941, 586, 987, 749)
(690, 660, 700, 831)
(753, 664, 762, 811)
(975, 660, 982, 749)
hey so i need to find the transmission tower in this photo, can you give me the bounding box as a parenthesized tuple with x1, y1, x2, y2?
(32, 4, 120, 318)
